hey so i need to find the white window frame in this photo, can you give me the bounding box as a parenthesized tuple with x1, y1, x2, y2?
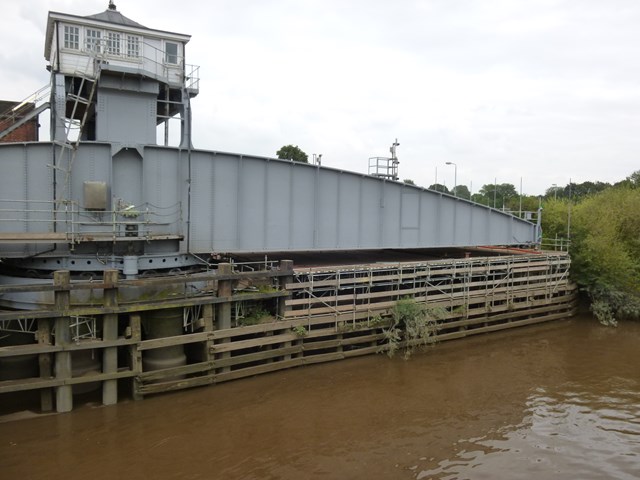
(126, 35, 141, 59)
(63, 25, 79, 50)
(165, 41, 179, 65)
(85, 28, 102, 53)
(106, 31, 121, 56)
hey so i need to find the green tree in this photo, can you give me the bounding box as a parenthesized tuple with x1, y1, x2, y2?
(614, 170, 640, 189)
(404, 179, 416, 186)
(478, 183, 518, 208)
(570, 186, 640, 324)
(276, 144, 308, 163)
(545, 185, 563, 200)
(428, 183, 449, 194)
(566, 181, 610, 200)
(540, 198, 570, 240)
(454, 185, 471, 199)
(519, 195, 541, 213)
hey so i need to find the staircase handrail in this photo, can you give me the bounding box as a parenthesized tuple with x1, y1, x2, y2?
(0, 83, 51, 123)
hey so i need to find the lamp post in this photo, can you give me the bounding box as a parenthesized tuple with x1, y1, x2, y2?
(552, 183, 557, 200)
(445, 161, 457, 196)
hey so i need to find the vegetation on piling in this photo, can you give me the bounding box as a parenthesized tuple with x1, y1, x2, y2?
(381, 298, 445, 359)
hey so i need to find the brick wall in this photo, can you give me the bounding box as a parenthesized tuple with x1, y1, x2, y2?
(0, 101, 40, 143)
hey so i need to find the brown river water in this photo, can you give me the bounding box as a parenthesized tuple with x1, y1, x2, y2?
(1, 316, 639, 480)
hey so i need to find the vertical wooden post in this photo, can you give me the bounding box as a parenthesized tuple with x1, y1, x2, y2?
(53, 270, 72, 413)
(216, 263, 232, 329)
(36, 317, 53, 412)
(102, 269, 118, 405)
(202, 303, 214, 362)
(129, 313, 143, 401)
(277, 260, 294, 319)
(215, 263, 232, 373)
(278, 260, 294, 360)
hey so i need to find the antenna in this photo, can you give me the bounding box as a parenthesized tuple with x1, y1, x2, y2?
(390, 138, 400, 162)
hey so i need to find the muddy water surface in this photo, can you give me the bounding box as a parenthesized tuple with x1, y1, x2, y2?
(1, 317, 639, 479)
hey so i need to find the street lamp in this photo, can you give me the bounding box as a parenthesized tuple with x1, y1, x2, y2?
(552, 183, 557, 200)
(445, 162, 457, 196)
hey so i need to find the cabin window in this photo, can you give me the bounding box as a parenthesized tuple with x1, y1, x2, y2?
(85, 28, 102, 53)
(106, 32, 121, 56)
(126, 35, 140, 58)
(64, 25, 79, 50)
(165, 42, 178, 65)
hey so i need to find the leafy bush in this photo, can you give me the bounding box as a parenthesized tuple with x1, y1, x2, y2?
(382, 298, 443, 359)
(570, 186, 640, 325)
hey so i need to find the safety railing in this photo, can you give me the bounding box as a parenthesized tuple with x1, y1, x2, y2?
(0, 199, 183, 243)
(539, 237, 571, 252)
(0, 84, 51, 125)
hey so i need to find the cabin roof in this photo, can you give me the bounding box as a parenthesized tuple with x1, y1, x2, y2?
(85, 5, 148, 29)
(44, 6, 191, 59)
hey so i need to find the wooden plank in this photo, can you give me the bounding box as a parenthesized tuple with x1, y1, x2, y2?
(214, 345, 303, 369)
(0, 343, 61, 358)
(0, 232, 67, 242)
(213, 332, 299, 353)
(215, 358, 304, 383)
(303, 352, 345, 364)
(0, 337, 137, 356)
(0, 370, 137, 394)
(343, 345, 382, 358)
(0, 292, 289, 322)
(301, 333, 385, 352)
(138, 374, 216, 395)
(138, 331, 209, 351)
(435, 310, 576, 342)
(138, 361, 214, 381)
(0, 377, 63, 394)
(64, 370, 135, 385)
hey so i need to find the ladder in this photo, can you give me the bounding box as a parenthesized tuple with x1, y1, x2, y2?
(56, 59, 103, 199)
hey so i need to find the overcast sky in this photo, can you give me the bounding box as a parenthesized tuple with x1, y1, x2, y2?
(2, 0, 639, 195)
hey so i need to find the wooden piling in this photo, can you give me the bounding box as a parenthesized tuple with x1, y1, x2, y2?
(278, 260, 294, 360)
(37, 317, 52, 412)
(53, 270, 72, 413)
(129, 313, 143, 401)
(0, 252, 579, 412)
(102, 269, 118, 405)
(215, 263, 232, 373)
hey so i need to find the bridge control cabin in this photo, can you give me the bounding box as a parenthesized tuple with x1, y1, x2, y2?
(44, 1, 199, 147)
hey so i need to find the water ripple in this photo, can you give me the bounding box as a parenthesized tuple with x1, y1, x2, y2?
(418, 383, 640, 480)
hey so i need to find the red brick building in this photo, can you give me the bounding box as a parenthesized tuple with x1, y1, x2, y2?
(0, 100, 40, 143)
